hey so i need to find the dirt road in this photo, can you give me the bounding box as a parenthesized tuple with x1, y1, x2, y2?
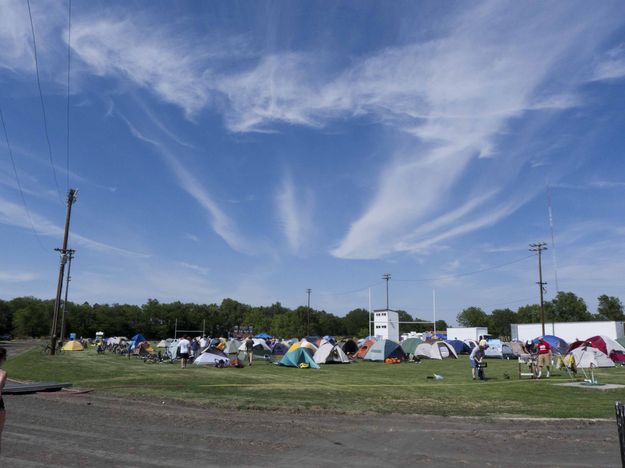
(1, 392, 621, 467)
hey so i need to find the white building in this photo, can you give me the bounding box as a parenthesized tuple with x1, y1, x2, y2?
(374, 310, 399, 342)
(446, 327, 489, 341)
(511, 321, 624, 343)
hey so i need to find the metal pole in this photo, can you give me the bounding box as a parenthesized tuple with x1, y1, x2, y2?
(306, 288, 311, 336)
(368, 287, 372, 337)
(383, 273, 391, 310)
(50, 189, 77, 355)
(433, 289, 437, 335)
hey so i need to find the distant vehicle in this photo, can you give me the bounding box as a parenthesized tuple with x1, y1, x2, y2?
(0, 334, 12, 341)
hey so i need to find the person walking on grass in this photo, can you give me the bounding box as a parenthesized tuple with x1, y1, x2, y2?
(245, 336, 254, 366)
(0, 347, 7, 452)
(179, 335, 191, 369)
(537, 337, 552, 378)
(469, 345, 485, 380)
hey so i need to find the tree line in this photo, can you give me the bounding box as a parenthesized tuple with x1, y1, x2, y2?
(456, 292, 624, 339)
(1, 291, 620, 340)
(0, 296, 447, 339)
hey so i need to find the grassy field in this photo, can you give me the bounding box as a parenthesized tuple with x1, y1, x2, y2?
(6, 346, 625, 418)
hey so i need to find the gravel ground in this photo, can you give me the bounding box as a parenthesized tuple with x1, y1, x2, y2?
(1, 391, 621, 467)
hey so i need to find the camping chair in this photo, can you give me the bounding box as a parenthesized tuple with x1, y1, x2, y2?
(517, 354, 538, 379)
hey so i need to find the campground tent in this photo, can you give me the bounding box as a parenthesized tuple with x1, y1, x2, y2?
(194, 349, 230, 366)
(167, 339, 180, 360)
(271, 342, 289, 356)
(464, 339, 478, 350)
(584, 335, 625, 357)
(129, 334, 147, 350)
(288, 339, 318, 354)
(279, 347, 319, 369)
(617, 337, 625, 348)
(62, 340, 84, 351)
(239, 338, 272, 356)
(363, 339, 405, 361)
(313, 343, 351, 364)
(532, 335, 568, 355)
(223, 339, 241, 355)
(254, 332, 273, 339)
(356, 338, 376, 359)
(156, 340, 169, 348)
(567, 346, 614, 368)
(446, 339, 470, 354)
(400, 337, 423, 356)
(415, 341, 458, 360)
(484, 340, 515, 359)
(340, 339, 358, 355)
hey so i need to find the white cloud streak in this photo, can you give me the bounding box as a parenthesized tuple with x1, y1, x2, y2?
(276, 174, 313, 254)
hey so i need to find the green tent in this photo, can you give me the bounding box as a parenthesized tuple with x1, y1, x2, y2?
(617, 337, 625, 348)
(278, 347, 319, 369)
(401, 337, 423, 355)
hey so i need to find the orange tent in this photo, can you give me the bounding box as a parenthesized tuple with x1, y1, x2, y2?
(356, 338, 376, 359)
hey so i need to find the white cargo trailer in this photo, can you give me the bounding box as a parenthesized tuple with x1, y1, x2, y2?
(511, 321, 624, 343)
(446, 327, 489, 341)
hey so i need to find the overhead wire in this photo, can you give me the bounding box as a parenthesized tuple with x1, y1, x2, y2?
(393, 253, 536, 282)
(0, 103, 50, 253)
(26, 0, 63, 203)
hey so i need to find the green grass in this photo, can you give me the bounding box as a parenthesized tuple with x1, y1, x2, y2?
(6, 347, 625, 418)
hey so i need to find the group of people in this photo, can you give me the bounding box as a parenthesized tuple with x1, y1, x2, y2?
(469, 336, 553, 380)
(177, 335, 256, 369)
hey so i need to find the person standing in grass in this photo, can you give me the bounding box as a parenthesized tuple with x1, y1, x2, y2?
(536, 337, 552, 378)
(469, 345, 485, 380)
(179, 336, 191, 369)
(245, 336, 254, 366)
(0, 347, 7, 452)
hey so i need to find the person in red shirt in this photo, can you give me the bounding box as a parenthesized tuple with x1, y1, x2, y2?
(537, 337, 552, 378)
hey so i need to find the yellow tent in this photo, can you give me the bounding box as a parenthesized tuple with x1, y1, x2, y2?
(299, 339, 318, 352)
(287, 342, 301, 353)
(62, 340, 84, 351)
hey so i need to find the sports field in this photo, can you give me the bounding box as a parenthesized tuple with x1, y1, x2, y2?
(6, 346, 625, 419)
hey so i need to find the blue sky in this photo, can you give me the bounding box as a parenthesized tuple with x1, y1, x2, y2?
(1, 0, 625, 325)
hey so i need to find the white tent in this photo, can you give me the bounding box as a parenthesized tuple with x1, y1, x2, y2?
(238, 338, 271, 353)
(194, 350, 230, 366)
(156, 339, 169, 348)
(224, 339, 241, 354)
(568, 346, 614, 368)
(415, 341, 458, 360)
(313, 343, 351, 364)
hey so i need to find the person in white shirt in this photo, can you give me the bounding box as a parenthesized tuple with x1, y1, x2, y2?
(179, 336, 191, 369)
(199, 336, 208, 350)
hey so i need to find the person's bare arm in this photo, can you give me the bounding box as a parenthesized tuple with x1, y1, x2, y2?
(0, 369, 7, 394)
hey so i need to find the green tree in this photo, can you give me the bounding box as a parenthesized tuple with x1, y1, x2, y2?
(0, 300, 12, 335)
(456, 307, 488, 327)
(550, 291, 592, 322)
(396, 310, 414, 334)
(488, 308, 517, 339)
(12, 306, 49, 337)
(343, 308, 370, 337)
(596, 294, 624, 321)
(435, 320, 448, 332)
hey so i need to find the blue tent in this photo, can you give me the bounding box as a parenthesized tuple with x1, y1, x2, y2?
(271, 342, 289, 356)
(278, 347, 319, 369)
(363, 339, 405, 361)
(129, 333, 146, 350)
(446, 339, 470, 354)
(255, 332, 273, 339)
(532, 335, 568, 354)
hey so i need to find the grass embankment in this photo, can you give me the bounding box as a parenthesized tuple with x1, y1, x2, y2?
(6, 346, 625, 418)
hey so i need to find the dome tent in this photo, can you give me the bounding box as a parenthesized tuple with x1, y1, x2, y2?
(279, 347, 319, 369)
(62, 340, 84, 351)
(532, 335, 568, 355)
(400, 337, 423, 356)
(415, 341, 458, 360)
(567, 346, 614, 368)
(313, 343, 351, 364)
(445, 339, 470, 354)
(363, 339, 405, 362)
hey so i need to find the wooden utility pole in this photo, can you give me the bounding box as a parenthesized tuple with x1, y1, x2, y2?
(59, 249, 75, 345)
(50, 189, 77, 355)
(383, 273, 391, 310)
(529, 242, 548, 336)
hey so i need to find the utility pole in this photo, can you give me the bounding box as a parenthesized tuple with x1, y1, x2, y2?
(306, 288, 311, 336)
(382, 273, 391, 310)
(59, 249, 75, 345)
(50, 189, 77, 355)
(529, 242, 548, 336)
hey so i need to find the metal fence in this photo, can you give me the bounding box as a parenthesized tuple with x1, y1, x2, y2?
(616, 401, 625, 467)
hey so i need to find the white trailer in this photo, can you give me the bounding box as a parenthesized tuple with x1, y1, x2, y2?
(446, 327, 489, 341)
(511, 321, 625, 343)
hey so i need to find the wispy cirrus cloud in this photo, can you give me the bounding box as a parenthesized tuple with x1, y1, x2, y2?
(591, 44, 625, 81)
(276, 174, 313, 255)
(62, 1, 625, 260)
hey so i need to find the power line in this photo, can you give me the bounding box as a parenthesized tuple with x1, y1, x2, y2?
(65, 0, 72, 192)
(317, 281, 383, 297)
(393, 254, 536, 282)
(0, 103, 49, 253)
(26, 0, 62, 203)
